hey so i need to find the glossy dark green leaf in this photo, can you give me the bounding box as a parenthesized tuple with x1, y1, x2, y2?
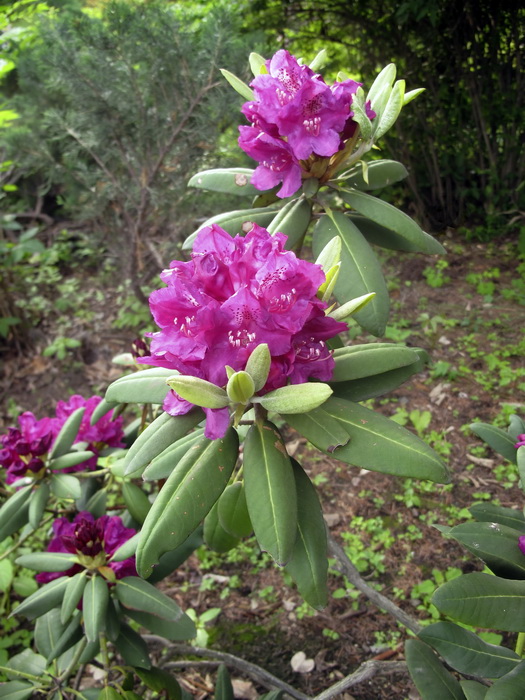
(188, 168, 258, 196)
(136, 429, 239, 577)
(405, 639, 466, 700)
(215, 664, 234, 700)
(266, 197, 312, 249)
(203, 502, 240, 553)
(84, 488, 107, 518)
(217, 482, 252, 538)
(48, 612, 83, 661)
(313, 213, 389, 336)
(331, 343, 421, 382)
(0, 485, 31, 540)
(459, 680, 487, 700)
(432, 572, 525, 631)
(142, 430, 204, 481)
(470, 423, 518, 464)
(348, 213, 443, 252)
(0, 681, 35, 700)
(469, 503, 525, 531)
(124, 410, 204, 477)
(5, 649, 46, 679)
(284, 460, 328, 609)
(122, 482, 151, 524)
(284, 397, 448, 483)
(106, 598, 121, 642)
(28, 482, 50, 529)
(146, 528, 203, 584)
(448, 521, 525, 579)
(183, 206, 280, 250)
(419, 621, 521, 678)
(61, 571, 88, 624)
(35, 609, 65, 658)
(49, 407, 85, 459)
(50, 474, 81, 500)
(243, 421, 297, 565)
(111, 533, 140, 562)
(83, 575, 109, 642)
(486, 662, 525, 699)
(342, 160, 408, 191)
(115, 623, 151, 669)
(135, 667, 181, 700)
(105, 368, 178, 406)
(15, 552, 78, 572)
(13, 576, 69, 620)
(116, 577, 187, 622)
(126, 607, 196, 641)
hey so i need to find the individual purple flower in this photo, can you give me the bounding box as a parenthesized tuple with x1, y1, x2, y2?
(139, 223, 346, 439)
(36, 511, 137, 584)
(519, 535, 525, 556)
(0, 412, 58, 485)
(55, 395, 125, 471)
(515, 434, 525, 449)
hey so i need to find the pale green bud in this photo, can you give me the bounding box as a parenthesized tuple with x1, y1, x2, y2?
(254, 383, 333, 414)
(245, 343, 271, 392)
(166, 376, 229, 409)
(227, 371, 255, 405)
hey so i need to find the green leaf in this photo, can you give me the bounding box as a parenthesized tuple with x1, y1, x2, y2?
(122, 482, 151, 524)
(116, 576, 186, 622)
(331, 343, 422, 382)
(48, 451, 95, 470)
(256, 382, 333, 414)
(188, 168, 258, 196)
(61, 571, 88, 624)
(110, 533, 140, 562)
(226, 371, 255, 404)
(126, 607, 196, 641)
(203, 502, 240, 553)
(217, 482, 252, 538)
(448, 521, 525, 579)
(432, 572, 525, 631)
(0, 681, 35, 700)
(470, 422, 518, 464)
(215, 664, 234, 700)
(142, 430, 204, 481)
(49, 407, 85, 459)
(460, 680, 488, 700)
(348, 213, 444, 253)
(266, 197, 312, 249)
(136, 429, 239, 577)
(309, 48, 327, 71)
(0, 485, 31, 540)
(367, 64, 396, 115)
(83, 575, 109, 643)
(485, 662, 525, 699)
(90, 398, 117, 426)
(84, 488, 108, 518)
(6, 649, 47, 678)
(313, 212, 389, 336)
(508, 415, 525, 441)
(125, 410, 204, 477)
(13, 576, 69, 620)
(469, 503, 525, 531)
(115, 623, 151, 669)
(249, 52, 266, 76)
(420, 621, 521, 678)
(146, 528, 203, 584)
(50, 473, 81, 500)
(245, 344, 271, 393)
(0, 559, 14, 592)
(404, 87, 425, 105)
(350, 88, 373, 139)
(341, 160, 408, 191)
(284, 460, 328, 609)
(105, 598, 121, 642)
(243, 421, 297, 565)
(35, 609, 65, 658)
(15, 553, 78, 572)
(375, 79, 405, 139)
(134, 667, 181, 700)
(405, 639, 466, 700)
(28, 482, 50, 529)
(106, 368, 179, 405)
(284, 397, 448, 482)
(97, 689, 122, 700)
(166, 376, 229, 409)
(219, 68, 254, 100)
(183, 206, 280, 250)
(48, 612, 83, 661)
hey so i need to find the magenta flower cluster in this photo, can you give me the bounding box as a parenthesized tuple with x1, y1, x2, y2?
(515, 434, 525, 449)
(140, 223, 346, 439)
(238, 49, 375, 197)
(36, 511, 136, 584)
(0, 395, 124, 484)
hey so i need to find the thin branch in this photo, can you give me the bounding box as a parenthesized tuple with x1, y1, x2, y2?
(312, 660, 407, 700)
(328, 534, 423, 635)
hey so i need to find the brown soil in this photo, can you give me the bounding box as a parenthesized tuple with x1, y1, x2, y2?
(1, 234, 525, 699)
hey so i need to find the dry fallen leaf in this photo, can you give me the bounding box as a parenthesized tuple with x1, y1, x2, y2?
(291, 650, 315, 673)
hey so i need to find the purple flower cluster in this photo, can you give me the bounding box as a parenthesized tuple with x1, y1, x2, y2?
(238, 50, 375, 197)
(0, 395, 124, 484)
(36, 511, 136, 584)
(515, 434, 525, 449)
(140, 223, 346, 439)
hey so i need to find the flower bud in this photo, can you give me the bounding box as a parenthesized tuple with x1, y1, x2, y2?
(166, 376, 230, 409)
(227, 371, 255, 405)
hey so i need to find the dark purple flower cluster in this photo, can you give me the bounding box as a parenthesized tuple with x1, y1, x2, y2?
(515, 434, 525, 449)
(238, 50, 375, 197)
(36, 511, 137, 584)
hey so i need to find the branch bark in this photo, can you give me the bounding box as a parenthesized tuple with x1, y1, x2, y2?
(312, 660, 407, 700)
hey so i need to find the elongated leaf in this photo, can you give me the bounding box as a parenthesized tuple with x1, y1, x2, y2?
(341, 190, 445, 258)
(266, 197, 312, 249)
(126, 607, 196, 641)
(122, 482, 151, 524)
(83, 575, 109, 642)
(249, 52, 266, 76)
(215, 665, 234, 700)
(90, 398, 117, 426)
(106, 368, 178, 405)
(49, 407, 85, 459)
(105, 598, 121, 642)
(405, 639, 466, 700)
(432, 572, 525, 631)
(0, 681, 34, 700)
(0, 485, 32, 540)
(85, 488, 107, 518)
(61, 571, 88, 624)
(28, 483, 49, 529)
(469, 503, 525, 531)
(257, 382, 332, 414)
(508, 415, 525, 441)
(35, 609, 65, 658)
(166, 376, 229, 409)
(135, 667, 181, 700)
(470, 423, 518, 464)
(349, 213, 444, 253)
(110, 533, 140, 562)
(367, 63, 396, 114)
(284, 397, 448, 482)
(146, 528, 203, 584)
(16, 552, 78, 573)
(125, 410, 203, 477)
(460, 680, 488, 700)
(375, 79, 405, 139)
(98, 688, 121, 700)
(419, 621, 521, 678)
(243, 421, 297, 565)
(13, 576, 69, 620)
(485, 662, 525, 699)
(49, 451, 95, 470)
(219, 69, 254, 100)
(313, 213, 389, 336)
(6, 649, 46, 679)
(448, 521, 525, 579)
(217, 482, 252, 538)
(188, 168, 258, 196)
(116, 576, 185, 622)
(342, 160, 408, 191)
(48, 612, 83, 661)
(142, 430, 204, 481)
(183, 206, 280, 250)
(284, 460, 328, 609)
(331, 343, 421, 382)
(115, 623, 151, 669)
(245, 344, 271, 393)
(50, 473, 81, 500)
(204, 502, 240, 553)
